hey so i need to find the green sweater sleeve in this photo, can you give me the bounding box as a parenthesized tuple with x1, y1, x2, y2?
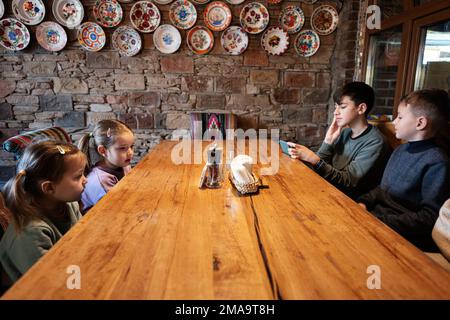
(315, 137, 385, 189)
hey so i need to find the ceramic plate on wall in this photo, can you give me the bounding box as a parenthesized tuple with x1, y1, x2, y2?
(170, 0, 197, 30)
(187, 26, 214, 54)
(130, 1, 161, 33)
(0, 1, 5, 20)
(192, 0, 210, 4)
(226, 0, 245, 4)
(221, 26, 248, 55)
(77, 21, 106, 52)
(154, 0, 174, 4)
(239, 2, 269, 34)
(0, 18, 31, 51)
(52, 0, 84, 29)
(36, 21, 67, 52)
(261, 26, 289, 56)
(93, 0, 123, 28)
(311, 5, 339, 35)
(279, 5, 304, 34)
(294, 29, 320, 57)
(204, 1, 232, 32)
(153, 24, 181, 54)
(112, 25, 142, 56)
(12, 0, 46, 26)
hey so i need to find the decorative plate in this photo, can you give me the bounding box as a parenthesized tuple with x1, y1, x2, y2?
(0, 18, 30, 51)
(130, 1, 161, 33)
(0, 1, 4, 20)
(169, 0, 197, 30)
(12, 0, 46, 26)
(280, 5, 304, 34)
(192, 0, 210, 4)
(52, 0, 84, 29)
(311, 5, 339, 35)
(112, 25, 142, 56)
(226, 0, 245, 4)
(77, 22, 106, 52)
(187, 26, 214, 55)
(36, 21, 67, 52)
(154, 0, 174, 4)
(261, 26, 289, 56)
(239, 2, 269, 34)
(221, 26, 248, 55)
(294, 29, 320, 57)
(93, 0, 123, 28)
(153, 24, 181, 54)
(204, 2, 232, 32)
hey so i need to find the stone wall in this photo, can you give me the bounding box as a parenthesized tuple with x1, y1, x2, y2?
(1, 0, 362, 181)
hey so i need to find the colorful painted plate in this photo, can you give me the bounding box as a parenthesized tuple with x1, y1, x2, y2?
(240, 2, 269, 34)
(112, 25, 142, 56)
(226, 0, 245, 4)
(153, 24, 181, 54)
(130, 1, 161, 33)
(77, 22, 106, 52)
(170, 0, 197, 30)
(0, 1, 5, 20)
(12, 0, 46, 26)
(36, 21, 67, 52)
(0, 18, 30, 51)
(93, 0, 123, 28)
(154, 0, 174, 4)
(280, 5, 304, 34)
(294, 29, 320, 57)
(187, 26, 214, 55)
(221, 26, 248, 55)
(261, 26, 289, 56)
(311, 5, 339, 35)
(52, 0, 84, 29)
(204, 2, 232, 32)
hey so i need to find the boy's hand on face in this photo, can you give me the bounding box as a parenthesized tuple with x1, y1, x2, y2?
(358, 203, 367, 210)
(324, 117, 342, 145)
(287, 143, 320, 166)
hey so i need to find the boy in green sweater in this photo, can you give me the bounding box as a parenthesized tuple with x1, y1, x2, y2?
(288, 82, 391, 199)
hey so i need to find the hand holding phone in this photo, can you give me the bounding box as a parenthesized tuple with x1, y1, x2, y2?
(279, 140, 293, 156)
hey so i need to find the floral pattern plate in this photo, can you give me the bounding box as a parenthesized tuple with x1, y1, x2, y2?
(187, 26, 214, 55)
(280, 5, 304, 34)
(294, 29, 320, 57)
(52, 0, 84, 29)
(77, 22, 106, 52)
(153, 24, 181, 54)
(93, 0, 123, 28)
(311, 5, 339, 35)
(261, 26, 289, 56)
(204, 2, 232, 32)
(36, 21, 67, 52)
(130, 1, 161, 33)
(112, 25, 142, 56)
(240, 2, 269, 34)
(0, 18, 30, 51)
(170, 0, 197, 30)
(221, 26, 248, 55)
(0, 1, 5, 20)
(12, 0, 46, 26)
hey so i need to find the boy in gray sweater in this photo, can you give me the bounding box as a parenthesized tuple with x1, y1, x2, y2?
(289, 82, 391, 199)
(358, 89, 450, 251)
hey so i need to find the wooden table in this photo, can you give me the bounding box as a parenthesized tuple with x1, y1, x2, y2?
(2, 141, 450, 299)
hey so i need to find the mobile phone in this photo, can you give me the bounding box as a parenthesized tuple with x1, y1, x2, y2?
(279, 140, 292, 156)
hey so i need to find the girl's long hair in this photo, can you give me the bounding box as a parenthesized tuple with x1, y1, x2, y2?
(3, 141, 81, 233)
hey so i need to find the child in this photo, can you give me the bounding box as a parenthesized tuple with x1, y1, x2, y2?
(0, 141, 87, 283)
(288, 82, 391, 199)
(78, 119, 135, 212)
(358, 89, 450, 252)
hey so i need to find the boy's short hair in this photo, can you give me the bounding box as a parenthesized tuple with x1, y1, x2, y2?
(334, 82, 375, 116)
(404, 89, 450, 133)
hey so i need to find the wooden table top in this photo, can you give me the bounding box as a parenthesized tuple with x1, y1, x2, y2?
(2, 140, 449, 299)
